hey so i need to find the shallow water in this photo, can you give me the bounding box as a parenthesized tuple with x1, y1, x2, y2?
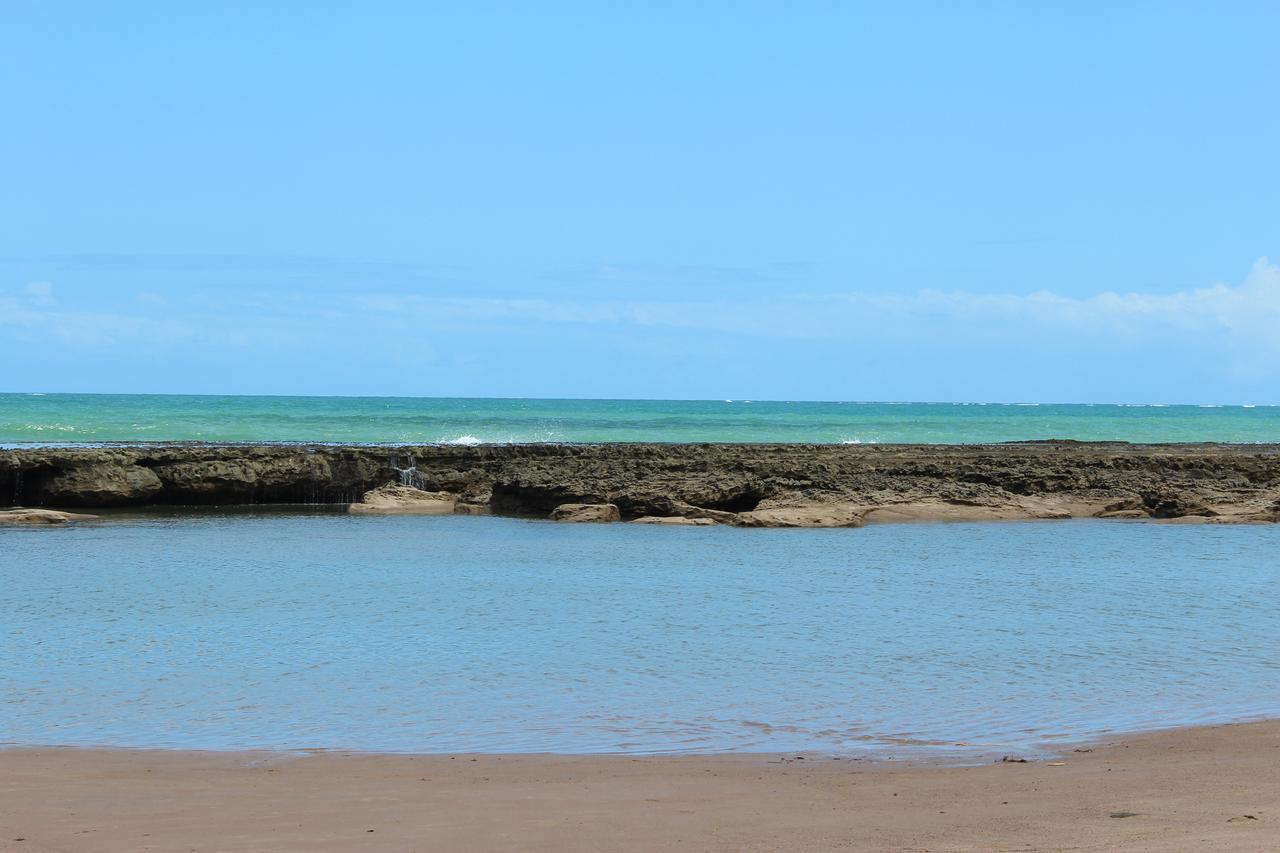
(2, 516, 1278, 756)
(3, 393, 1278, 445)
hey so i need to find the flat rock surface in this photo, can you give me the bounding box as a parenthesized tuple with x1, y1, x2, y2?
(0, 508, 98, 525)
(2, 442, 1278, 526)
(550, 502, 622, 522)
(347, 484, 457, 515)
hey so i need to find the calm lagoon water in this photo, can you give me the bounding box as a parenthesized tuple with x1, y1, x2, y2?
(3, 393, 1279, 445)
(3, 516, 1278, 757)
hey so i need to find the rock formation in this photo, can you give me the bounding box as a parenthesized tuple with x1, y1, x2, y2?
(2, 442, 1278, 527)
(549, 503, 622, 523)
(0, 508, 98, 525)
(347, 484, 458, 515)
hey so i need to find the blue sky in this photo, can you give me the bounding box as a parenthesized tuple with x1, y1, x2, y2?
(2, 1, 1278, 402)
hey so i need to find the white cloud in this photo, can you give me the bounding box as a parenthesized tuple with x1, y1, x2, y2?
(3, 259, 1278, 383)
(338, 257, 1280, 347)
(23, 281, 56, 306)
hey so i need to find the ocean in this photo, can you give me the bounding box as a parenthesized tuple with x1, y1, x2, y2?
(3, 514, 1277, 757)
(2, 393, 1277, 445)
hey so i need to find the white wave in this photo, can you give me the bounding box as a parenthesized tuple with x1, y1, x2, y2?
(840, 438, 879, 445)
(25, 423, 77, 432)
(441, 434, 484, 446)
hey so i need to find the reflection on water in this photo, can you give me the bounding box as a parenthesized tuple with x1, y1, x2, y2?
(2, 516, 1278, 756)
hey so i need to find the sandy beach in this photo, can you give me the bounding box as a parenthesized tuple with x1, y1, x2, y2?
(2, 720, 1276, 852)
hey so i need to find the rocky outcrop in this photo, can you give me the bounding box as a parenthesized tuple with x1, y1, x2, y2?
(2, 442, 1278, 527)
(550, 503, 622, 523)
(739, 502, 867, 528)
(348, 485, 457, 515)
(630, 516, 716, 526)
(38, 464, 162, 506)
(0, 508, 98, 525)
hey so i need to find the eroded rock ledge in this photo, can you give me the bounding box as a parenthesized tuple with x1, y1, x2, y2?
(2, 442, 1278, 527)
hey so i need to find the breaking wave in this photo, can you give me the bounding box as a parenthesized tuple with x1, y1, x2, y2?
(439, 434, 484, 446)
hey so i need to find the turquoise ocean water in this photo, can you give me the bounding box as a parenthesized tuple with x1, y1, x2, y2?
(4, 516, 1277, 756)
(2, 393, 1277, 444)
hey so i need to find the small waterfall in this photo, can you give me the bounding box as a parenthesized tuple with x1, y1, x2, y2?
(390, 453, 425, 490)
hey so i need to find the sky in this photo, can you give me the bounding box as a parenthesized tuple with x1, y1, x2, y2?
(2, 1, 1279, 403)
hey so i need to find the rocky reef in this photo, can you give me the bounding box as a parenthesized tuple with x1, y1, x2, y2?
(2, 442, 1278, 526)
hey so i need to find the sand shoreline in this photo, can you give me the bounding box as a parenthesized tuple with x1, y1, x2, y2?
(3, 720, 1277, 851)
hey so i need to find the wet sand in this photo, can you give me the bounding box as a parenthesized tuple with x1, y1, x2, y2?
(2, 721, 1276, 852)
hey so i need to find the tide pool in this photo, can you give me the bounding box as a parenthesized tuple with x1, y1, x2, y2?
(3, 515, 1278, 756)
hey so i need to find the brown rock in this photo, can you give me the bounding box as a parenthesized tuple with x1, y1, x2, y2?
(38, 464, 162, 507)
(3, 443, 1278, 528)
(0, 508, 98, 525)
(739, 503, 866, 528)
(550, 503, 621, 523)
(348, 484, 457, 515)
(1096, 509, 1149, 519)
(663, 501, 743, 526)
(629, 515, 716, 526)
